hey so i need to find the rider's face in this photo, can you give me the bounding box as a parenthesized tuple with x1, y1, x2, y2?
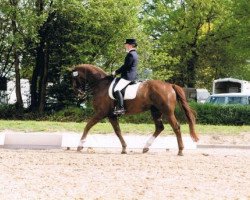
(124, 44, 132, 52)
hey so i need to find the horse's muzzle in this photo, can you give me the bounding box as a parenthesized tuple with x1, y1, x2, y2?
(77, 90, 87, 100)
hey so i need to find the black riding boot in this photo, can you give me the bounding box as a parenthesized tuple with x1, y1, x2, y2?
(113, 90, 125, 115)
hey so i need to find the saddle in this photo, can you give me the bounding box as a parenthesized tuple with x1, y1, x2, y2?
(108, 78, 141, 100)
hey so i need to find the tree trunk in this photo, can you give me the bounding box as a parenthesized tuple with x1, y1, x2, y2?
(13, 46, 23, 108)
(10, 0, 23, 108)
(186, 55, 197, 88)
(30, 62, 39, 110)
(30, 0, 44, 111)
(30, 42, 44, 111)
(38, 41, 49, 113)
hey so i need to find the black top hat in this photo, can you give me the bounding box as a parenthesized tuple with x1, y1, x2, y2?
(124, 39, 137, 46)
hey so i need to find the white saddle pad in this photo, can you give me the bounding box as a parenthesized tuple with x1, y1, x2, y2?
(108, 78, 141, 100)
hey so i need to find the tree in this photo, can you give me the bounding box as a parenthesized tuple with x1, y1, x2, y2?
(1, 0, 151, 112)
(142, 0, 250, 88)
(0, 1, 13, 78)
(228, 0, 250, 81)
(10, 0, 23, 108)
(28, 0, 148, 112)
(0, 0, 41, 108)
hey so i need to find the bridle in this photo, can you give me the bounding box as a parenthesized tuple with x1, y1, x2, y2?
(72, 71, 86, 100)
(72, 70, 96, 100)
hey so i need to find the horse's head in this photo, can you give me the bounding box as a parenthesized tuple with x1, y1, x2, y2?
(71, 64, 108, 99)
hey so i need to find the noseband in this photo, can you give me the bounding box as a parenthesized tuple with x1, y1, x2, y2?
(72, 71, 93, 100)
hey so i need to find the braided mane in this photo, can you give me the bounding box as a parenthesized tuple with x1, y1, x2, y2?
(73, 64, 107, 79)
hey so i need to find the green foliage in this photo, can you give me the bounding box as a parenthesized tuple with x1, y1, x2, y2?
(47, 106, 94, 122)
(1, 0, 249, 116)
(0, 104, 42, 120)
(142, 0, 250, 86)
(47, 103, 250, 125)
(1, 102, 249, 125)
(42, 0, 147, 69)
(192, 103, 250, 125)
(0, 0, 45, 76)
(0, 104, 19, 119)
(120, 111, 152, 124)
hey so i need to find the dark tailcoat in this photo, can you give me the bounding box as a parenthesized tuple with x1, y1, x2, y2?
(115, 49, 138, 81)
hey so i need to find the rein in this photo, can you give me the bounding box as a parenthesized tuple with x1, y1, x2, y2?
(76, 76, 104, 100)
(72, 64, 110, 100)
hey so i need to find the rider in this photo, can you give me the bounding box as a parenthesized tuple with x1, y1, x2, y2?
(112, 38, 138, 115)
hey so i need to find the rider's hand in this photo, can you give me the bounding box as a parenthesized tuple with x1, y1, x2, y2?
(111, 71, 116, 76)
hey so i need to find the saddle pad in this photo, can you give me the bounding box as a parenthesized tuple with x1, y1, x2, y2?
(114, 78, 131, 92)
(108, 78, 141, 100)
(123, 83, 141, 99)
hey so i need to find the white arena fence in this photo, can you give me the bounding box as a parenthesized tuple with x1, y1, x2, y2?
(0, 131, 197, 150)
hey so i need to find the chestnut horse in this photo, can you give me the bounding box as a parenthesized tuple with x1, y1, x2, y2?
(72, 64, 199, 155)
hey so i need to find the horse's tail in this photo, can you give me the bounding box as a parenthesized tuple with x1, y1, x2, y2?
(172, 84, 199, 142)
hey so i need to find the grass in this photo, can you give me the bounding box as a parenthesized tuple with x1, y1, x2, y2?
(0, 120, 249, 135)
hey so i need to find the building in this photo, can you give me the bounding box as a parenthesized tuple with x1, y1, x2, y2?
(0, 78, 30, 108)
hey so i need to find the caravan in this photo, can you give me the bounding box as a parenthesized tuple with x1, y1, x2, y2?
(212, 78, 250, 94)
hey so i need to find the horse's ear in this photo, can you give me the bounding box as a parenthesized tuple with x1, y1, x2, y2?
(67, 66, 75, 72)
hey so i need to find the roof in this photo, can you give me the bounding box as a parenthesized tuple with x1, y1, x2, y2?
(210, 93, 250, 97)
(214, 78, 250, 84)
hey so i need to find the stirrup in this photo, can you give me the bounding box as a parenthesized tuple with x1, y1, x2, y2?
(113, 107, 125, 115)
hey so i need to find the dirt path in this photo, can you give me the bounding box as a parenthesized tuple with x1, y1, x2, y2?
(199, 132, 250, 146)
(0, 146, 249, 200)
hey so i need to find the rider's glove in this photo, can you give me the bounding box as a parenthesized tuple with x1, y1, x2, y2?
(111, 71, 116, 76)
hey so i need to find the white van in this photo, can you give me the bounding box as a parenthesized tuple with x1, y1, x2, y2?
(206, 93, 250, 105)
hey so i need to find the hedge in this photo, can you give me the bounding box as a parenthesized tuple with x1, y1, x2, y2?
(190, 103, 250, 125)
(0, 103, 249, 125)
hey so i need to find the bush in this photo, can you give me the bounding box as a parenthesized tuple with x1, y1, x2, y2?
(120, 102, 250, 125)
(120, 111, 152, 124)
(47, 102, 250, 125)
(47, 106, 94, 122)
(0, 104, 19, 119)
(1, 102, 249, 125)
(192, 103, 250, 125)
(0, 104, 45, 120)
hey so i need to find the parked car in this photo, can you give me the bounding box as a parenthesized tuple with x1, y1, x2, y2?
(206, 93, 250, 105)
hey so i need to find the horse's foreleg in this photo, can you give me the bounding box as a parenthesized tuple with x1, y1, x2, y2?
(168, 114, 184, 156)
(109, 116, 127, 154)
(77, 114, 103, 151)
(143, 108, 164, 153)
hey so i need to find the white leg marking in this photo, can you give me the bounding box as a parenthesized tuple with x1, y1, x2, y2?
(144, 136, 156, 149)
(78, 139, 86, 147)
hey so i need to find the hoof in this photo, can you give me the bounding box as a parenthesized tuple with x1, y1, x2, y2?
(121, 150, 127, 154)
(77, 146, 83, 151)
(178, 151, 184, 156)
(143, 148, 149, 153)
(66, 147, 70, 150)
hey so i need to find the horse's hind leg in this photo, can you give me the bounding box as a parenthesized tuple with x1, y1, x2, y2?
(143, 107, 164, 153)
(109, 116, 127, 154)
(167, 113, 184, 156)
